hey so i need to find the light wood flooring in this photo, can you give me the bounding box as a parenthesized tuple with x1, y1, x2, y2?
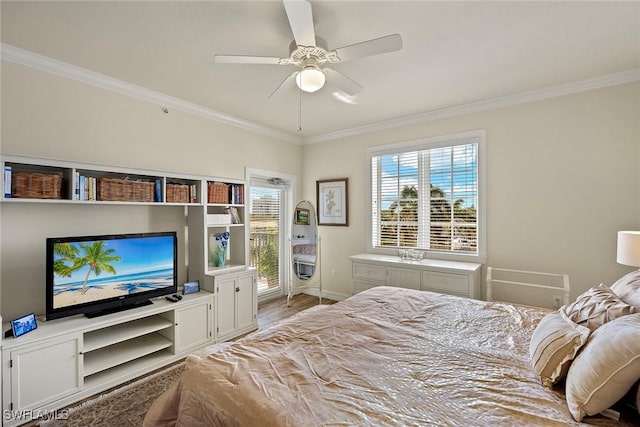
(257, 293, 336, 330)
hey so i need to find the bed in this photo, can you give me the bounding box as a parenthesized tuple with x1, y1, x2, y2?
(143, 285, 640, 426)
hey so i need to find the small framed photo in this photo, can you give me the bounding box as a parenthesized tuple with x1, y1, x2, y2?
(182, 280, 200, 295)
(317, 178, 349, 226)
(294, 207, 310, 225)
(11, 313, 37, 338)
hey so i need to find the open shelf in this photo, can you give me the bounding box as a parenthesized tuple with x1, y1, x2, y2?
(83, 349, 174, 389)
(1, 155, 204, 205)
(83, 333, 173, 376)
(83, 315, 173, 353)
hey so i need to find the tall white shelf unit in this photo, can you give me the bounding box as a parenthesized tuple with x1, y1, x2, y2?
(0, 155, 257, 426)
(187, 179, 258, 343)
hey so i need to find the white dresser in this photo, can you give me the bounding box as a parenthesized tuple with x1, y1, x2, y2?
(350, 253, 483, 299)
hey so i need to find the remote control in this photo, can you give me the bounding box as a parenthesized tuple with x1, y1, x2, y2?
(174, 294, 183, 300)
(165, 295, 179, 302)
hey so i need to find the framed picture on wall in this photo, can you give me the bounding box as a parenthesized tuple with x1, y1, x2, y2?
(316, 178, 348, 226)
(294, 207, 310, 225)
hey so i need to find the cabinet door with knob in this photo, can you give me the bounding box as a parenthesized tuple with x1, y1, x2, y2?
(214, 269, 257, 342)
(3, 335, 81, 415)
(174, 301, 213, 353)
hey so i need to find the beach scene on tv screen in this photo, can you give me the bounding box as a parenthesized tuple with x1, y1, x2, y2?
(52, 236, 174, 309)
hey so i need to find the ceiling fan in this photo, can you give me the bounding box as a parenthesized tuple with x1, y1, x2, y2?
(214, 0, 403, 99)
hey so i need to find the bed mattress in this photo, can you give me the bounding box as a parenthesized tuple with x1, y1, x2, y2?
(144, 286, 634, 426)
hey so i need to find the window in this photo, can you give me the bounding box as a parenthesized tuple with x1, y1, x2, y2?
(370, 130, 485, 260)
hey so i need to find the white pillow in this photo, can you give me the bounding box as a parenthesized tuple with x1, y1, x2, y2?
(565, 313, 640, 421)
(529, 307, 590, 387)
(611, 270, 640, 308)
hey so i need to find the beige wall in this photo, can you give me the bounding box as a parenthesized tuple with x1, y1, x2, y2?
(2, 58, 639, 318)
(302, 83, 640, 303)
(1, 61, 302, 320)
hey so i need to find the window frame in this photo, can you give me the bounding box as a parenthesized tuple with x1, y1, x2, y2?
(367, 129, 487, 263)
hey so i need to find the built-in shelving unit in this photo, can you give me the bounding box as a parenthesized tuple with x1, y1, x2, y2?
(0, 154, 259, 426)
(2, 155, 202, 205)
(1, 155, 252, 280)
(188, 179, 249, 288)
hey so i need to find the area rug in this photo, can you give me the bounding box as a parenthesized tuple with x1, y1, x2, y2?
(39, 361, 185, 427)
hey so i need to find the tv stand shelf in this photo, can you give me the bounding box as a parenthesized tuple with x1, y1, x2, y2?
(83, 332, 173, 377)
(83, 315, 173, 352)
(1, 292, 213, 427)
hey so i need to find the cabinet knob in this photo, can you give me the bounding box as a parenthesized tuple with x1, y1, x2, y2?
(235, 287, 240, 292)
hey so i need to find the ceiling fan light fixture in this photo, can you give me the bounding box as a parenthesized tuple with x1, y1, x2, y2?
(296, 66, 325, 93)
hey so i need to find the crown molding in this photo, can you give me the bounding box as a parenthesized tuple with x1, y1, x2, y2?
(2, 43, 638, 146)
(302, 68, 640, 144)
(0, 43, 302, 144)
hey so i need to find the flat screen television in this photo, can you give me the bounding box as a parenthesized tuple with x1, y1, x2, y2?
(46, 231, 178, 320)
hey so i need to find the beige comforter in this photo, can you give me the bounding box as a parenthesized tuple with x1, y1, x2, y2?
(144, 286, 633, 426)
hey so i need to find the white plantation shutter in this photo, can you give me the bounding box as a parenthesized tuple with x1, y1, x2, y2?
(372, 152, 419, 248)
(371, 134, 481, 256)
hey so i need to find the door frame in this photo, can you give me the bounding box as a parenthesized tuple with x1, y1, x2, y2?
(245, 167, 296, 303)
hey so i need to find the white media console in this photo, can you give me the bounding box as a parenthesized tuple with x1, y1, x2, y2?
(1, 292, 213, 426)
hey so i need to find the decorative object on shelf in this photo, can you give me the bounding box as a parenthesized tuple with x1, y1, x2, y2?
(208, 182, 230, 204)
(210, 231, 230, 267)
(316, 178, 348, 226)
(182, 280, 200, 295)
(166, 183, 190, 203)
(97, 177, 155, 202)
(13, 172, 63, 199)
(7, 312, 37, 338)
(398, 248, 424, 262)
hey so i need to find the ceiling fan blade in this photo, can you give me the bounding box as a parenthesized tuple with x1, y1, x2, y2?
(214, 55, 283, 65)
(333, 33, 403, 62)
(324, 68, 363, 96)
(268, 71, 298, 99)
(283, 0, 316, 47)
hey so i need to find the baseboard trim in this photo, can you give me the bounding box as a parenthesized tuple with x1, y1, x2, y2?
(299, 288, 350, 302)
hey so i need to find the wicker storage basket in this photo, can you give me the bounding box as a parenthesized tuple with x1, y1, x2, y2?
(98, 177, 154, 202)
(12, 172, 63, 199)
(166, 183, 190, 203)
(208, 182, 229, 204)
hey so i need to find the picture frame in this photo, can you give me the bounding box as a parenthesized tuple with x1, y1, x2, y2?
(10, 313, 37, 338)
(294, 207, 310, 225)
(182, 280, 200, 295)
(316, 178, 349, 226)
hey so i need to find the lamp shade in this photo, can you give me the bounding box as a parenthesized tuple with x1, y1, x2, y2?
(617, 231, 640, 267)
(296, 67, 325, 93)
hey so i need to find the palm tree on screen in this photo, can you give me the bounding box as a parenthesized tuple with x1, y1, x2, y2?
(53, 241, 123, 294)
(75, 241, 121, 295)
(53, 242, 80, 278)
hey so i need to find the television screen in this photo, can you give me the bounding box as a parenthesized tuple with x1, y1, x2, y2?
(46, 232, 177, 320)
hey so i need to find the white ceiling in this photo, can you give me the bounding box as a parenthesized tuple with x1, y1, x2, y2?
(2, 1, 639, 142)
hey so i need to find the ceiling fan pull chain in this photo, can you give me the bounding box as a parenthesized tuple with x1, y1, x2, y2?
(297, 85, 303, 133)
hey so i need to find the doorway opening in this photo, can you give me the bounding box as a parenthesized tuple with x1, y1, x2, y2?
(247, 171, 293, 300)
